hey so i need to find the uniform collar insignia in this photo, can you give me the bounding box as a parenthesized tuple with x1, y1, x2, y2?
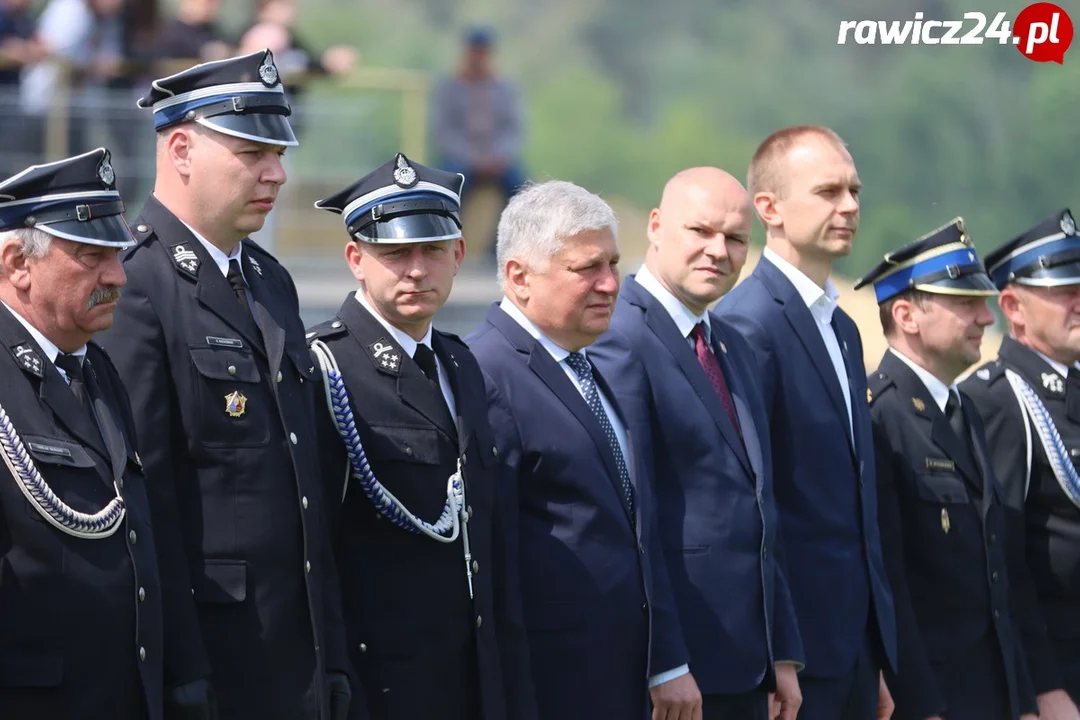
(12, 343, 43, 377)
(170, 241, 200, 278)
(1043, 372, 1065, 394)
(369, 337, 401, 374)
(248, 255, 263, 277)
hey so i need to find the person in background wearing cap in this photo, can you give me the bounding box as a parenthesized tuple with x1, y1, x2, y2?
(432, 26, 526, 261)
(305, 153, 537, 720)
(96, 51, 353, 720)
(0, 148, 214, 718)
(587, 167, 804, 720)
(466, 180, 688, 720)
(961, 208, 1080, 720)
(857, 219, 1037, 720)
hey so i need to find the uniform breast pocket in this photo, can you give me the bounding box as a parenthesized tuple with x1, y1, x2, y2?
(367, 424, 442, 466)
(189, 346, 270, 448)
(914, 473, 970, 504)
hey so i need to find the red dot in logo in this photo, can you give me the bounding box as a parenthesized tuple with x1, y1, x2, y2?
(1013, 2, 1074, 63)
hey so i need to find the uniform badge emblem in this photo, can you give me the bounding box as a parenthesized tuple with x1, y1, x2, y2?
(1062, 210, 1076, 237)
(13, 344, 43, 377)
(912, 397, 926, 412)
(171, 243, 199, 275)
(392, 154, 418, 188)
(248, 256, 263, 277)
(258, 53, 279, 86)
(719, 341, 727, 354)
(976, 368, 990, 381)
(1043, 372, 1065, 394)
(940, 508, 951, 534)
(370, 339, 400, 372)
(97, 156, 115, 187)
(866, 388, 872, 403)
(225, 390, 247, 417)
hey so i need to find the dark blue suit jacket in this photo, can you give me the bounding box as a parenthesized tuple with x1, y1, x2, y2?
(588, 276, 804, 695)
(466, 303, 689, 720)
(715, 256, 898, 679)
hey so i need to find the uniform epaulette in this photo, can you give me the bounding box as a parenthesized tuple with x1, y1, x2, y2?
(968, 359, 1005, 384)
(866, 370, 895, 406)
(304, 318, 347, 345)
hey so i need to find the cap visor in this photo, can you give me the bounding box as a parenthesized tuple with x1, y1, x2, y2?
(198, 113, 298, 147)
(916, 273, 999, 296)
(38, 214, 136, 249)
(353, 213, 462, 244)
(1014, 261, 1080, 287)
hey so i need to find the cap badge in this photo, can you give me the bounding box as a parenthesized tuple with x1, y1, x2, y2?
(393, 154, 418, 188)
(258, 53, 279, 87)
(1062, 211, 1076, 237)
(97, 158, 115, 188)
(225, 390, 247, 417)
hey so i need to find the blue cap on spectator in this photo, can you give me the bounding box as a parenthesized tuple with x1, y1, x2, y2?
(138, 49, 297, 147)
(0, 148, 134, 249)
(315, 153, 464, 244)
(465, 26, 496, 47)
(854, 217, 997, 304)
(985, 209, 1080, 289)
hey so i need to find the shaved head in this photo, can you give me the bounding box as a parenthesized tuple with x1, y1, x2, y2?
(644, 166, 753, 315)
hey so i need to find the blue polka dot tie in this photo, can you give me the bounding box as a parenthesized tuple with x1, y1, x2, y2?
(565, 352, 635, 522)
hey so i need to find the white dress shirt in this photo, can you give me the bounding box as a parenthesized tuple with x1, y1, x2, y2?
(889, 347, 957, 413)
(355, 290, 457, 421)
(633, 265, 712, 348)
(2, 300, 85, 384)
(499, 296, 689, 686)
(176, 215, 246, 281)
(763, 246, 853, 439)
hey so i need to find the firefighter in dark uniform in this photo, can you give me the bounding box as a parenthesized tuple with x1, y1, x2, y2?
(306, 154, 537, 720)
(961, 208, 1080, 718)
(0, 149, 214, 718)
(856, 218, 1038, 720)
(96, 51, 353, 720)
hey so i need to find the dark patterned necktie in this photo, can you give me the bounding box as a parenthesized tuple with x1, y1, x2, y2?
(55, 352, 102, 441)
(227, 259, 253, 322)
(565, 351, 635, 521)
(413, 344, 441, 388)
(690, 322, 742, 438)
(945, 389, 974, 458)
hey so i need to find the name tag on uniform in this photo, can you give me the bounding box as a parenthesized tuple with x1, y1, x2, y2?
(926, 457, 955, 472)
(206, 336, 244, 349)
(28, 442, 72, 457)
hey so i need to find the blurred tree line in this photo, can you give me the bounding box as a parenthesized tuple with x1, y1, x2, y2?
(284, 0, 1077, 273)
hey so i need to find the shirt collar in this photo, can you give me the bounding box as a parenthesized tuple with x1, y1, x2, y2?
(633, 264, 711, 342)
(1032, 347, 1076, 379)
(1, 300, 85, 366)
(763, 245, 840, 323)
(177, 216, 244, 280)
(889, 347, 956, 412)
(499, 295, 581, 363)
(355, 289, 433, 358)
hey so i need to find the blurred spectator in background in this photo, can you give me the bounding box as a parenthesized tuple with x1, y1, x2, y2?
(155, 0, 230, 62)
(0, 0, 45, 176)
(432, 26, 526, 261)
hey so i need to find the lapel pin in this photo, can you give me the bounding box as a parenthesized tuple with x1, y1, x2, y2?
(911, 397, 926, 412)
(866, 388, 873, 403)
(225, 390, 248, 417)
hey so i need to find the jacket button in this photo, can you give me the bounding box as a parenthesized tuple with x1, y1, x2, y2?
(992, 571, 999, 583)
(138, 587, 146, 602)
(139, 647, 146, 661)
(642, 602, 649, 614)
(129, 530, 137, 545)
(228, 365, 237, 375)
(359, 643, 367, 653)
(276, 371, 283, 383)
(331, 321, 342, 329)
(305, 560, 312, 573)
(471, 560, 479, 574)
(405, 446, 413, 456)
(762, 547, 768, 559)
(136, 224, 148, 233)
(462, 453, 467, 465)
(475, 615, 483, 629)
(1072, 449, 1080, 459)
(492, 446, 499, 458)
(988, 534, 997, 546)
(290, 432, 298, 445)
(467, 505, 473, 519)
(302, 496, 309, 510)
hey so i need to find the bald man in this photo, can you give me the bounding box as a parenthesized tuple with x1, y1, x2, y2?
(590, 168, 804, 720)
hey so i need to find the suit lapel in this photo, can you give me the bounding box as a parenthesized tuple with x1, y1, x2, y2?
(711, 321, 763, 479)
(433, 333, 468, 447)
(83, 358, 129, 483)
(245, 253, 286, 393)
(633, 285, 752, 475)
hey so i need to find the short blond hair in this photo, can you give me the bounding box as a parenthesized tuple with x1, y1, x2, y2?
(747, 125, 848, 198)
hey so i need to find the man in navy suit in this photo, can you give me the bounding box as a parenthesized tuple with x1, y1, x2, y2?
(467, 180, 693, 720)
(716, 125, 898, 720)
(588, 167, 803, 720)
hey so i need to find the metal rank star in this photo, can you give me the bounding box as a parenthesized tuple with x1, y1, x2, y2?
(225, 390, 247, 417)
(381, 353, 399, 370)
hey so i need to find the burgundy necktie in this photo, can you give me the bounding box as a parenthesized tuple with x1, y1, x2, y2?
(691, 322, 742, 438)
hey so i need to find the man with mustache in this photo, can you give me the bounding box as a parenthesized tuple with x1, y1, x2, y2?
(305, 154, 537, 720)
(961, 209, 1080, 720)
(715, 125, 898, 720)
(97, 51, 353, 719)
(0, 148, 212, 718)
(858, 219, 1037, 720)
(466, 180, 688, 720)
(588, 167, 803, 720)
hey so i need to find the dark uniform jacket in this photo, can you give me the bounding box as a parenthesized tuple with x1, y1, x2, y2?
(962, 335, 1080, 699)
(0, 304, 184, 719)
(869, 350, 1036, 720)
(96, 196, 349, 719)
(307, 295, 537, 720)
